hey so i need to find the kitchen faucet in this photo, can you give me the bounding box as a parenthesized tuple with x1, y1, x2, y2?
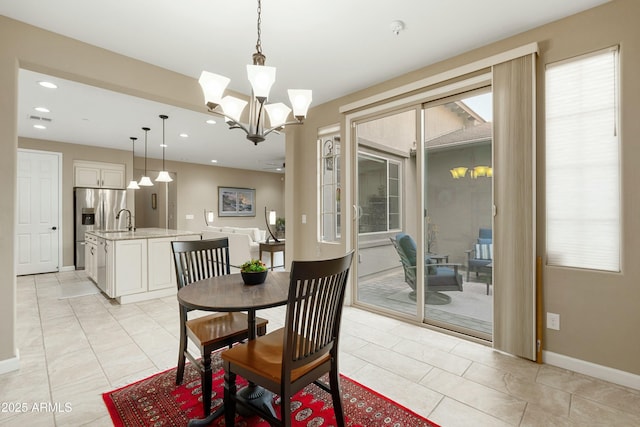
(115, 209, 135, 231)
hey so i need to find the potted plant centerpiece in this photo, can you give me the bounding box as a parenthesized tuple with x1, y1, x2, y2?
(240, 259, 268, 285)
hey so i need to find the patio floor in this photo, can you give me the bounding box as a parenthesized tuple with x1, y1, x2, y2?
(357, 267, 493, 336)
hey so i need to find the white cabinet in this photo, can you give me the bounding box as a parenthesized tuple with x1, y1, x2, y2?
(147, 237, 174, 291)
(85, 234, 98, 283)
(105, 239, 115, 298)
(90, 230, 202, 303)
(148, 234, 201, 291)
(113, 239, 147, 296)
(74, 161, 125, 188)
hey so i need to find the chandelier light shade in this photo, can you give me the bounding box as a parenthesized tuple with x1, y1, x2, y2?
(264, 103, 291, 128)
(138, 176, 154, 186)
(138, 127, 154, 186)
(198, 0, 312, 145)
(127, 137, 140, 190)
(473, 166, 490, 177)
(156, 114, 173, 182)
(450, 165, 493, 179)
(450, 166, 468, 179)
(156, 171, 172, 182)
(198, 72, 230, 107)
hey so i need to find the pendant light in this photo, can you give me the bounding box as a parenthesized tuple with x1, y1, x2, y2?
(138, 127, 154, 186)
(155, 114, 173, 182)
(126, 137, 140, 189)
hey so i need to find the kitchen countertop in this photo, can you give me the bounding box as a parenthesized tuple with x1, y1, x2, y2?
(86, 227, 201, 241)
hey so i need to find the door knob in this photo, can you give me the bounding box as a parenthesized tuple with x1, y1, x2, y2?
(51, 226, 57, 230)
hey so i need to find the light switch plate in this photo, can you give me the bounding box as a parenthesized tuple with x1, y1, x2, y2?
(185, 214, 194, 220)
(547, 312, 560, 330)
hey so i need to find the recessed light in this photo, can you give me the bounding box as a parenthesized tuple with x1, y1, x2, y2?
(206, 119, 216, 125)
(35, 107, 50, 113)
(179, 133, 189, 138)
(211, 160, 218, 163)
(33, 124, 46, 129)
(38, 81, 58, 89)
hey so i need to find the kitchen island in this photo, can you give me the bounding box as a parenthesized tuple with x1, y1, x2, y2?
(85, 228, 201, 304)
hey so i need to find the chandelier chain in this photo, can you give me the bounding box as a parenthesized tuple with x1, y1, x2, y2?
(256, 0, 262, 55)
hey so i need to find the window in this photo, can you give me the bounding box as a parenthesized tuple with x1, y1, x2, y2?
(546, 47, 620, 271)
(319, 132, 341, 242)
(358, 152, 401, 234)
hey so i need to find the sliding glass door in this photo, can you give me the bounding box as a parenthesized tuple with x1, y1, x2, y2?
(422, 90, 493, 340)
(352, 88, 494, 340)
(355, 109, 418, 316)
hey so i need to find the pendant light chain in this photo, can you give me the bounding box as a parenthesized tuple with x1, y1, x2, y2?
(161, 115, 168, 169)
(127, 137, 140, 189)
(255, 0, 262, 55)
(138, 126, 154, 186)
(143, 127, 150, 175)
(130, 137, 137, 166)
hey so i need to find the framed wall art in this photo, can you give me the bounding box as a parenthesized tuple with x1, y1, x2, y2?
(218, 187, 256, 217)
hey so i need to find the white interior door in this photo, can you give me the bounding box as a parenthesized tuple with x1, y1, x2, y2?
(16, 149, 61, 275)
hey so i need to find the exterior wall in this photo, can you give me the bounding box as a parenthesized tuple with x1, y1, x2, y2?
(427, 144, 493, 265)
(424, 105, 472, 140)
(290, 0, 640, 376)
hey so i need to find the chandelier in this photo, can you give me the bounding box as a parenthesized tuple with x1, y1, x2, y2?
(198, 0, 312, 145)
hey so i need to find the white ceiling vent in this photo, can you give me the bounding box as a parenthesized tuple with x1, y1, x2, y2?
(28, 115, 53, 122)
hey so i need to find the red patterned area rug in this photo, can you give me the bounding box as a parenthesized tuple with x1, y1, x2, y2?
(103, 352, 439, 427)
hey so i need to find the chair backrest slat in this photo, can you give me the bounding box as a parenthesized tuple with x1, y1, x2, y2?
(283, 252, 354, 373)
(171, 239, 231, 312)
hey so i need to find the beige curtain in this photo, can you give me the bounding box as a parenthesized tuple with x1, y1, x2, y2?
(492, 54, 537, 360)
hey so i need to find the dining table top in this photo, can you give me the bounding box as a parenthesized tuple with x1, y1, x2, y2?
(177, 270, 290, 312)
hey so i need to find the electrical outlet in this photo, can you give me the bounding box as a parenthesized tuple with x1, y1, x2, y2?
(547, 312, 560, 330)
(301, 214, 307, 224)
(185, 214, 194, 220)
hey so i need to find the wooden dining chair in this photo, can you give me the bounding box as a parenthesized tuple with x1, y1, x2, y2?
(221, 251, 354, 427)
(171, 238, 268, 418)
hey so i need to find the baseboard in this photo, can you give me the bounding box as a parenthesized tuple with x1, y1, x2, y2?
(60, 265, 76, 272)
(116, 287, 176, 304)
(0, 351, 20, 375)
(544, 351, 640, 391)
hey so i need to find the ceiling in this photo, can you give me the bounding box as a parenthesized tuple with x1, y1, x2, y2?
(2, 0, 609, 172)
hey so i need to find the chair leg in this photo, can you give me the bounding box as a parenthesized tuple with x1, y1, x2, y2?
(466, 269, 470, 281)
(176, 327, 187, 385)
(329, 363, 346, 427)
(281, 390, 292, 427)
(223, 367, 237, 427)
(202, 352, 212, 416)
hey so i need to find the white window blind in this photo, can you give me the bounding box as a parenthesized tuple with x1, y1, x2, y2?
(545, 47, 620, 272)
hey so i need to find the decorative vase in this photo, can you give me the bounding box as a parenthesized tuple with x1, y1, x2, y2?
(241, 270, 268, 285)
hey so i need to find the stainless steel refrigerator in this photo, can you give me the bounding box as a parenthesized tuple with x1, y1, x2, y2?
(74, 187, 127, 269)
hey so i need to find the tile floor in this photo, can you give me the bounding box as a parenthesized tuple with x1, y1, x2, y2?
(1, 270, 640, 426)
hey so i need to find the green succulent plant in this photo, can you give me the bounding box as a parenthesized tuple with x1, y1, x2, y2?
(240, 259, 267, 273)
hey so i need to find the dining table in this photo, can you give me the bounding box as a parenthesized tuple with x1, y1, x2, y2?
(177, 270, 290, 426)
